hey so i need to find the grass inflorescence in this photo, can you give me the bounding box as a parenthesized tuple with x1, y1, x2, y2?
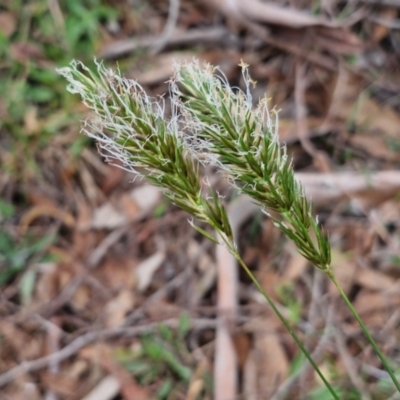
(171, 60, 331, 271)
(57, 60, 235, 251)
(58, 58, 400, 397)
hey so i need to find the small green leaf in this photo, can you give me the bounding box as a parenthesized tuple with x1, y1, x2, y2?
(141, 336, 163, 360)
(69, 136, 91, 157)
(19, 269, 37, 306)
(158, 324, 173, 342)
(178, 312, 191, 338)
(289, 351, 306, 376)
(153, 202, 168, 218)
(0, 200, 15, 218)
(26, 86, 55, 103)
(157, 378, 174, 399)
(122, 360, 152, 376)
(308, 386, 343, 400)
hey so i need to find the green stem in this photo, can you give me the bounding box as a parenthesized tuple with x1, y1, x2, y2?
(328, 271, 400, 392)
(235, 253, 339, 400)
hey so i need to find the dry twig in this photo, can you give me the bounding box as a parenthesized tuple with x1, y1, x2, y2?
(0, 318, 217, 388)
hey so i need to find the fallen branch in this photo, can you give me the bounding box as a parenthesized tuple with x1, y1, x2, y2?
(100, 27, 232, 59)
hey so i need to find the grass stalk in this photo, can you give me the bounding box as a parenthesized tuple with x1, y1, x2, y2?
(235, 251, 339, 399)
(328, 271, 400, 392)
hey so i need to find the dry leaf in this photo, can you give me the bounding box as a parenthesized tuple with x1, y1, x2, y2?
(354, 269, 396, 291)
(353, 290, 400, 328)
(104, 290, 135, 328)
(81, 345, 150, 400)
(329, 69, 400, 161)
(207, 0, 337, 28)
(80, 375, 120, 400)
(100, 28, 228, 59)
(6, 382, 41, 400)
(187, 359, 209, 400)
(328, 249, 356, 294)
(10, 42, 44, 64)
(71, 284, 91, 311)
(0, 12, 17, 37)
(146, 300, 182, 320)
(233, 333, 251, 370)
(296, 171, 400, 210)
(370, 8, 398, 42)
(101, 164, 125, 194)
(100, 258, 137, 291)
(24, 107, 41, 135)
(92, 203, 126, 229)
(118, 193, 141, 219)
(40, 371, 78, 397)
(92, 185, 161, 229)
(132, 52, 198, 85)
(354, 289, 400, 316)
(34, 262, 59, 305)
(186, 379, 204, 400)
(129, 185, 161, 215)
(188, 240, 216, 304)
(253, 329, 289, 395)
(0, 321, 42, 360)
(135, 251, 165, 292)
(350, 133, 400, 163)
(283, 251, 309, 281)
(20, 205, 75, 232)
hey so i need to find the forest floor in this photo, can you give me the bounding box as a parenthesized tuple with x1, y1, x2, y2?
(2, 1, 400, 399)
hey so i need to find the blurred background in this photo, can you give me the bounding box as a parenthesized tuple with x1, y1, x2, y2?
(1, 1, 400, 399)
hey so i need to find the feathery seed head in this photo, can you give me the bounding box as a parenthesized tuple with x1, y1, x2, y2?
(57, 59, 236, 250)
(173, 59, 331, 269)
(58, 58, 331, 270)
